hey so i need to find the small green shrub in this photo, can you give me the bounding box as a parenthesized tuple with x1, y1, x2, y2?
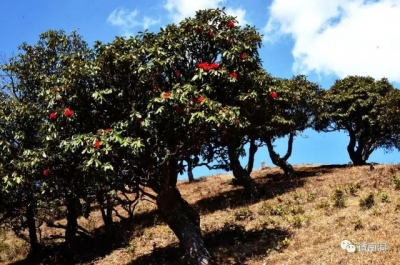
(348, 183, 361, 196)
(354, 220, 364, 230)
(270, 205, 285, 216)
(316, 199, 330, 209)
(333, 188, 346, 208)
(360, 193, 375, 209)
(392, 176, 400, 190)
(306, 192, 316, 201)
(378, 191, 389, 203)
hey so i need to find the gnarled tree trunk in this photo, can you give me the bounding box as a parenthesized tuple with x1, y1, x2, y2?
(152, 158, 211, 265)
(266, 133, 297, 178)
(346, 128, 372, 165)
(65, 194, 79, 249)
(97, 190, 115, 240)
(227, 140, 260, 199)
(187, 158, 195, 183)
(26, 193, 39, 253)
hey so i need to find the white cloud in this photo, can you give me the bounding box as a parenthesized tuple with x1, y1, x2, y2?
(107, 8, 160, 36)
(164, 0, 249, 26)
(225, 7, 249, 27)
(264, 0, 400, 82)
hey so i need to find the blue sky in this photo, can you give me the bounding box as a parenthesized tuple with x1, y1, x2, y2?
(1, 0, 399, 180)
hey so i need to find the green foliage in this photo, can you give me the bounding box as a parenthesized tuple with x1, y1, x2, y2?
(392, 175, 400, 190)
(378, 191, 389, 203)
(0, 7, 399, 257)
(354, 220, 364, 230)
(306, 192, 316, 201)
(347, 183, 361, 196)
(316, 76, 400, 165)
(359, 193, 375, 210)
(332, 188, 346, 208)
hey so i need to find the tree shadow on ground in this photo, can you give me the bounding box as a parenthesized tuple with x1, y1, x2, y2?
(129, 167, 334, 227)
(192, 169, 316, 214)
(10, 217, 135, 265)
(129, 224, 291, 265)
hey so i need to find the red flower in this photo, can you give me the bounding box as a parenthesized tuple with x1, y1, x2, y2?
(270, 91, 278, 99)
(49, 112, 57, 119)
(43, 169, 50, 176)
(162, 92, 170, 99)
(229, 72, 238, 79)
(240, 53, 247, 60)
(174, 71, 181, 77)
(209, 62, 219, 70)
(104, 128, 111, 133)
(64, 108, 74, 117)
(208, 31, 215, 38)
(196, 26, 203, 33)
(152, 86, 158, 93)
(197, 62, 219, 71)
(197, 62, 207, 69)
(197, 95, 205, 102)
(93, 140, 101, 148)
(227, 21, 235, 28)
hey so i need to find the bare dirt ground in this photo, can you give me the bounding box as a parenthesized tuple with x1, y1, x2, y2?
(1, 164, 400, 265)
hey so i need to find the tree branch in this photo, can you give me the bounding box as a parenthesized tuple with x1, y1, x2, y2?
(282, 132, 294, 161)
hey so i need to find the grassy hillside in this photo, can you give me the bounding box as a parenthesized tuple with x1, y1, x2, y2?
(1, 164, 400, 265)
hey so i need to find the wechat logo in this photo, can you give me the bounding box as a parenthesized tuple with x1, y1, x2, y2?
(341, 240, 356, 253)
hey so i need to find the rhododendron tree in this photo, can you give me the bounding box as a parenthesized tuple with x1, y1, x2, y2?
(258, 75, 323, 178)
(0, 7, 325, 265)
(315, 76, 400, 165)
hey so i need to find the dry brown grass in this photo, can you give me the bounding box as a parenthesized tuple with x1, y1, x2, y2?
(1, 164, 400, 265)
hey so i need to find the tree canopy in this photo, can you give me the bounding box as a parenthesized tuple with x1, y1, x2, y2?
(316, 75, 400, 165)
(0, 8, 399, 265)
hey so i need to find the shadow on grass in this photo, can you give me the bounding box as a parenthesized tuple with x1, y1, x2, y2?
(127, 167, 332, 227)
(10, 218, 135, 265)
(129, 224, 291, 265)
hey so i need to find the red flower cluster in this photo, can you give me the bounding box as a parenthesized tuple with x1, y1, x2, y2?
(104, 128, 111, 133)
(240, 53, 247, 60)
(196, 26, 203, 33)
(197, 62, 219, 71)
(174, 71, 181, 77)
(197, 95, 205, 102)
(208, 30, 215, 38)
(270, 91, 278, 99)
(49, 112, 57, 119)
(229, 72, 238, 79)
(152, 86, 158, 93)
(64, 108, 74, 117)
(93, 140, 101, 148)
(227, 21, 235, 28)
(162, 92, 170, 99)
(43, 169, 50, 176)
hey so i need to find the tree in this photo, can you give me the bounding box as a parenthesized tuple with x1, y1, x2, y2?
(0, 85, 42, 253)
(0, 7, 287, 265)
(316, 75, 399, 165)
(259, 75, 323, 177)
